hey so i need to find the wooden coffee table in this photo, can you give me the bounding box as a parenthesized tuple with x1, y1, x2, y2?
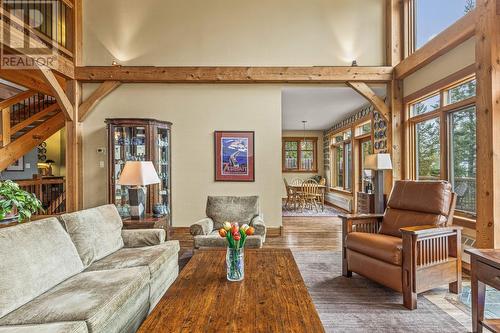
(138, 248, 325, 333)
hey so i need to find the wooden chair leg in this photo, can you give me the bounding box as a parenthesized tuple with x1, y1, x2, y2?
(403, 285, 417, 310)
(342, 247, 352, 277)
(449, 280, 462, 294)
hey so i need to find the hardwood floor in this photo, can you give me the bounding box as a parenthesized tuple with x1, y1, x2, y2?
(170, 215, 474, 330)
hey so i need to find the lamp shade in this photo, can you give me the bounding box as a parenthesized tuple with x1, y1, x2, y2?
(365, 153, 393, 170)
(117, 161, 160, 186)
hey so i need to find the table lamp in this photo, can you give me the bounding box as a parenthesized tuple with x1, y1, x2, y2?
(118, 161, 160, 219)
(365, 153, 392, 214)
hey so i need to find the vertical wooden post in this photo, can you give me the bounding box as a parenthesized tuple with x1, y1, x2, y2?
(65, 0, 83, 212)
(386, 0, 404, 187)
(1, 107, 11, 146)
(475, 0, 500, 248)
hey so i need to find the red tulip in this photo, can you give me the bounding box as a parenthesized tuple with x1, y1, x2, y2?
(219, 229, 227, 237)
(234, 234, 241, 241)
(245, 227, 255, 236)
(231, 225, 239, 234)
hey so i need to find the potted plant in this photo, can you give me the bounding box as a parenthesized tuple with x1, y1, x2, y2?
(0, 180, 43, 223)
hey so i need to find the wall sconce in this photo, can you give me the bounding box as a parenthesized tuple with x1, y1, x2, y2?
(112, 59, 121, 67)
(351, 60, 358, 67)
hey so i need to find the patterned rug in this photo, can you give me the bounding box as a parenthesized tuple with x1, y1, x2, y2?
(292, 250, 469, 333)
(282, 204, 342, 217)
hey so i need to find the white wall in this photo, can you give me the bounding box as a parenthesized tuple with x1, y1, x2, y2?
(82, 84, 283, 227)
(404, 37, 476, 97)
(83, 0, 386, 66)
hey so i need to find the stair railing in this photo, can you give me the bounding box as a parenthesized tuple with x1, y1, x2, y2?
(16, 175, 66, 216)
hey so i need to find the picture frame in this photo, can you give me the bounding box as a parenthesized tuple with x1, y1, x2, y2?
(214, 131, 255, 182)
(6, 157, 24, 171)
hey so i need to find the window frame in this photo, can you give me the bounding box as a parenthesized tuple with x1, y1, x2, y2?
(330, 129, 355, 193)
(282, 137, 318, 173)
(406, 73, 477, 218)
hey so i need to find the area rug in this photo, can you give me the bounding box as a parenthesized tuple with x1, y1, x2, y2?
(282, 204, 342, 217)
(292, 250, 469, 333)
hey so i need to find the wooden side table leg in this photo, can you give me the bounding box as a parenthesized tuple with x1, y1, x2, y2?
(471, 259, 486, 333)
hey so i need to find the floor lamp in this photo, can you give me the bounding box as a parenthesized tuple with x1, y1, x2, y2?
(365, 153, 392, 214)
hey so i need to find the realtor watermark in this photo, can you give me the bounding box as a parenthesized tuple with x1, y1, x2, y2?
(1, 0, 59, 70)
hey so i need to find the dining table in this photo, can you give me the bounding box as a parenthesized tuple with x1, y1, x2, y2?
(289, 184, 327, 211)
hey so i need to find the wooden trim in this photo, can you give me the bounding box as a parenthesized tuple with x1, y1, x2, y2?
(267, 226, 283, 238)
(386, 0, 404, 67)
(1, 107, 11, 146)
(347, 82, 390, 121)
(39, 66, 74, 121)
(65, 80, 82, 212)
(0, 69, 55, 96)
(0, 112, 65, 171)
(79, 81, 121, 122)
(75, 66, 394, 83)
(282, 137, 318, 173)
(475, 0, 500, 248)
(0, 90, 37, 110)
(10, 103, 59, 134)
(404, 64, 476, 104)
(395, 10, 476, 79)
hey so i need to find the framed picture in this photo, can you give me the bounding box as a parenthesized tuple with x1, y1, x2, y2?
(6, 157, 24, 171)
(214, 131, 254, 182)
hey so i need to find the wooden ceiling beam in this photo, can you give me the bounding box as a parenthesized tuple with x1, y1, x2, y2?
(75, 66, 394, 83)
(38, 66, 74, 121)
(394, 10, 476, 79)
(79, 81, 121, 122)
(346, 81, 390, 121)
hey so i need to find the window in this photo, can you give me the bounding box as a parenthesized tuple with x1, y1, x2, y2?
(410, 0, 475, 52)
(359, 137, 373, 191)
(282, 137, 318, 172)
(330, 130, 352, 191)
(408, 76, 477, 215)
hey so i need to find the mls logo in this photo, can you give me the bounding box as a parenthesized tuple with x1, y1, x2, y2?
(0, 0, 59, 69)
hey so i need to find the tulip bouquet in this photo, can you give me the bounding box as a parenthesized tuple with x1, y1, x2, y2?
(218, 221, 255, 249)
(218, 222, 254, 281)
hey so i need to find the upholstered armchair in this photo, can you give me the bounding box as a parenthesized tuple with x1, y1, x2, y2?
(190, 196, 266, 249)
(341, 180, 461, 310)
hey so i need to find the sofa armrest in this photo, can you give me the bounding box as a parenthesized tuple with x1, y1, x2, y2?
(121, 229, 165, 248)
(250, 215, 266, 239)
(190, 217, 214, 236)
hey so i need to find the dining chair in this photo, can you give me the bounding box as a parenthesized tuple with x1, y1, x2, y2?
(301, 179, 320, 212)
(283, 178, 298, 210)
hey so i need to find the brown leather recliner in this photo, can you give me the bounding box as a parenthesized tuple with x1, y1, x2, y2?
(341, 180, 462, 310)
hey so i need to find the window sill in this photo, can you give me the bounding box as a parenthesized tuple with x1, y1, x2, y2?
(282, 169, 318, 174)
(453, 215, 476, 229)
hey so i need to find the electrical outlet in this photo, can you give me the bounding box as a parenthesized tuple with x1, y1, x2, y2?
(25, 163, 31, 169)
(99, 161, 105, 168)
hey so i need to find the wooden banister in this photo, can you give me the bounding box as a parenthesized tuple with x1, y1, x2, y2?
(16, 176, 66, 216)
(1, 107, 10, 146)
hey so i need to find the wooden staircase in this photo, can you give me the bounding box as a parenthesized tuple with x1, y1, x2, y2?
(0, 90, 65, 171)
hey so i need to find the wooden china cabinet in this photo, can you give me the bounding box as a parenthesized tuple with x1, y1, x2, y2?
(105, 118, 172, 232)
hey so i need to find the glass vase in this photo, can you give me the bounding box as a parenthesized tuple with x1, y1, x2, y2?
(226, 247, 244, 281)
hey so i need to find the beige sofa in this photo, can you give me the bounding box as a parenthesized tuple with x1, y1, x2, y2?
(0, 205, 179, 333)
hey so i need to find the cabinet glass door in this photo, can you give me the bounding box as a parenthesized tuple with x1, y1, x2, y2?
(155, 127, 170, 215)
(113, 125, 147, 217)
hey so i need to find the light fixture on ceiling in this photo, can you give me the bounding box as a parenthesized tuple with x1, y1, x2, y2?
(351, 60, 358, 67)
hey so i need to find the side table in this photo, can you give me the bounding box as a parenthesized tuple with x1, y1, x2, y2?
(465, 248, 500, 333)
(122, 214, 171, 240)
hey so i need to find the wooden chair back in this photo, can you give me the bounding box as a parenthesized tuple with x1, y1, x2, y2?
(283, 178, 292, 195)
(302, 179, 319, 198)
(290, 178, 303, 187)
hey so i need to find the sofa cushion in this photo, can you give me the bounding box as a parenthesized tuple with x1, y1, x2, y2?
(0, 322, 88, 333)
(60, 204, 124, 266)
(380, 208, 447, 238)
(0, 267, 149, 333)
(194, 231, 263, 248)
(85, 241, 180, 277)
(387, 180, 452, 216)
(346, 232, 403, 265)
(0, 218, 84, 318)
(206, 196, 259, 230)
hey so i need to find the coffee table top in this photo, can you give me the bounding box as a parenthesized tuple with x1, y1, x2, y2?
(138, 248, 324, 333)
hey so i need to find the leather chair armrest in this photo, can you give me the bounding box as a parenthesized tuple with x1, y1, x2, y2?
(250, 215, 266, 240)
(122, 229, 165, 248)
(190, 217, 214, 236)
(400, 225, 462, 238)
(338, 213, 384, 221)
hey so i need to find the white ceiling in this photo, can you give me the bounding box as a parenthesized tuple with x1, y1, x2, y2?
(282, 85, 386, 131)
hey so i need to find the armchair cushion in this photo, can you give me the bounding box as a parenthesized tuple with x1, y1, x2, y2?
(386, 180, 452, 215)
(190, 218, 214, 236)
(121, 229, 165, 248)
(380, 181, 453, 238)
(206, 196, 259, 230)
(346, 232, 403, 265)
